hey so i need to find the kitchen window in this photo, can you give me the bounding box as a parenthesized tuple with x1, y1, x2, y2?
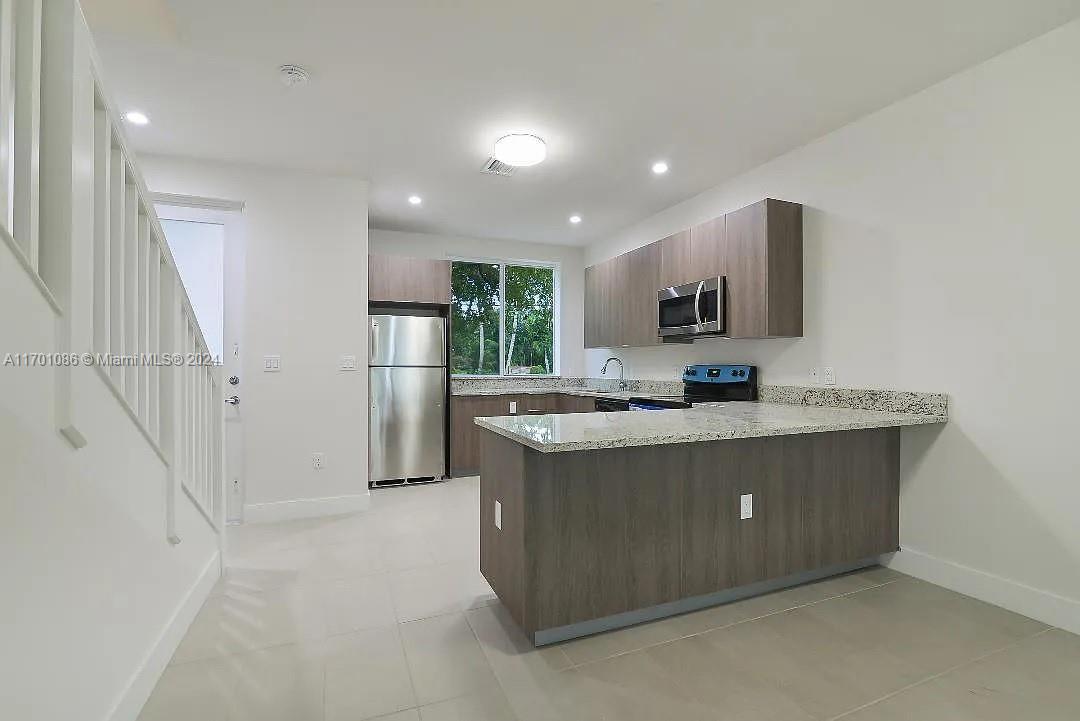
(450, 260, 558, 376)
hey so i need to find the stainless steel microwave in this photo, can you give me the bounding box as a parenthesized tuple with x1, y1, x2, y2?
(657, 277, 725, 340)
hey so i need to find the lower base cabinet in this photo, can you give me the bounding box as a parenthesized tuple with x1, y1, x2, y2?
(450, 393, 598, 476)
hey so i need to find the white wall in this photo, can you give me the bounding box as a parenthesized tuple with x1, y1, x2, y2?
(585, 20, 1080, 632)
(369, 228, 586, 377)
(142, 156, 370, 521)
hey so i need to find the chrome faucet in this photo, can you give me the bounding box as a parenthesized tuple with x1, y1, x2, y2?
(601, 357, 627, 390)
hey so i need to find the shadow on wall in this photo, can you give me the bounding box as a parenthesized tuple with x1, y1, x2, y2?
(899, 420, 1080, 607)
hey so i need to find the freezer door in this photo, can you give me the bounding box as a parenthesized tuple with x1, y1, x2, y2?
(369, 367, 446, 481)
(369, 315, 446, 367)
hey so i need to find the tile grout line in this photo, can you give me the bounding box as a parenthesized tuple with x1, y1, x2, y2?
(461, 609, 527, 721)
(562, 577, 903, 671)
(390, 620, 424, 718)
(824, 627, 1055, 721)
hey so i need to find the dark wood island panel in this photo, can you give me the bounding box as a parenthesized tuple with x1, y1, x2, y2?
(479, 427, 900, 644)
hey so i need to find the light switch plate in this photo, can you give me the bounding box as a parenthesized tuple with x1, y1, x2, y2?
(740, 493, 753, 520)
(494, 500, 502, 530)
(809, 368, 820, 384)
(339, 355, 358, 371)
(263, 355, 281, 372)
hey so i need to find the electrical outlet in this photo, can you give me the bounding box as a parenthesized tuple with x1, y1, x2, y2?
(339, 355, 358, 371)
(823, 367, 836, 386)
(809, 368, 820, 384)
(509, 401, 518, 414)
(312, 453, 325, 470)
(494, 500, 502, 530)
(740, 493, 753, 520)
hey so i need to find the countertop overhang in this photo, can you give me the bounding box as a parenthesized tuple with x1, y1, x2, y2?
(473, 401, 945, 453)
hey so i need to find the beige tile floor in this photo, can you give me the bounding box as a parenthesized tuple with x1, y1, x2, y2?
(140, 476, 1080, 721)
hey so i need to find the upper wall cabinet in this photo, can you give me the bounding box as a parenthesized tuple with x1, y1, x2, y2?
(369, 253, 451, 304)
(584, 198, 802, 348)
(724, 199, 802, 338)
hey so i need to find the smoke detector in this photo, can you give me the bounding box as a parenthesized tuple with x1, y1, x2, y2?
(279, 64, 310, 87)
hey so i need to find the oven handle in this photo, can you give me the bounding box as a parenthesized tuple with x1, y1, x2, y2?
(694, 281, 705, 326)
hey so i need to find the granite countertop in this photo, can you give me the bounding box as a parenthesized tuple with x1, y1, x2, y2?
(473, 402, 946, 453)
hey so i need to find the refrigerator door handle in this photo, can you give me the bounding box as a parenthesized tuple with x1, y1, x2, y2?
(370, 320, 378, 365)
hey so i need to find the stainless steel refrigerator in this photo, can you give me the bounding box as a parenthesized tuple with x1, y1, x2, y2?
(369, 314, 448, 485)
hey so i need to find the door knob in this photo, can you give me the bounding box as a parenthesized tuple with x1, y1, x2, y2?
(224, 395, 240, 406)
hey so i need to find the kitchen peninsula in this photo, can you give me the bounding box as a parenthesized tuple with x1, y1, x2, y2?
(475, 394, 947, 645)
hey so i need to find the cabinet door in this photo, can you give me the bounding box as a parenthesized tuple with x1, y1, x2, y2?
(689, 216, 726, 281)
(369, 254, 451, 304)
(626, 241, 661, 347)
(520, 393, 559, 415)
(451, 394, 520, 476)
(764, 199, 803, 337)
(724, 201, 768, 338)
(586, 255, 625, 348)
(606, 253, 630, 347)
(659, 230, 693, 288)
(584, 264, 601, 348)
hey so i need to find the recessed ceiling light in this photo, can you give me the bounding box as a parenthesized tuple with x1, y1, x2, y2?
(408, 195, 422, 206)
(493, 134, 547, 167)
(651, 161, 669, 175)
(125, 111, 149, 126)
(569, 215, 582, 224)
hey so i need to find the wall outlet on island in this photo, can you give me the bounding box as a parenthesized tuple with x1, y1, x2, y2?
(509, 401, 518, 414)
(740, 493, 753, 520)
(312, 453, 325, 470)
(494, 500, 502, 530)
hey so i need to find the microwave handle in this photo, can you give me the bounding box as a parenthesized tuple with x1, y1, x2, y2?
(694, 281, 705, 325)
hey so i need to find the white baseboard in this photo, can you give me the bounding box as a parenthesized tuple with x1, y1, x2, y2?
(885, 547, 1080, 635)
(243, 492, 371, 523)
(108, 552, 221, 721)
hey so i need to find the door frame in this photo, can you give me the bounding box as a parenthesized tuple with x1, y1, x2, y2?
(153, 193, 247, 524)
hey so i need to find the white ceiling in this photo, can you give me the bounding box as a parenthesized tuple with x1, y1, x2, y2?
(83, 0, 1080, 246)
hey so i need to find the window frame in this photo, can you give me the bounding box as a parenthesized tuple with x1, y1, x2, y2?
(449, 255, 561, 378)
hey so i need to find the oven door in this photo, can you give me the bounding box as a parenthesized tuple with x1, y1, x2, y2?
(657, 277, 725, 338)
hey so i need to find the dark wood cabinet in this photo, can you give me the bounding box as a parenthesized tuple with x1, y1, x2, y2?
(584, 254, 628, 348)
(368, 253, 451, 304)
(689, 216, 726, 280)
(724, 199, 802, 338)
(557, 394, 598, 413)
(451, 392, 598, 475)
(625, 241, 661, 347)
(583, 198, 802, 347)
(451, 394, 520, 476)
(480, 427, 899, 642)
(659, 230, 693, 288)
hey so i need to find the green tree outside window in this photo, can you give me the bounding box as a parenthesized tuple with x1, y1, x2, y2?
(450, 261, 556, 376)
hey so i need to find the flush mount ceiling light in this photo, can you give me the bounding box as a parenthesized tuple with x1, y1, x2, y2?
(569, 215, 582, 224)
(651, 161, 669, 175)
(493, 134, 547, 167)
(408, 195, 422, 206)
(124, 111, 149, 126)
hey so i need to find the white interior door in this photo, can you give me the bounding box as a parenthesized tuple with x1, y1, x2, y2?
(156, 200, 247, 523)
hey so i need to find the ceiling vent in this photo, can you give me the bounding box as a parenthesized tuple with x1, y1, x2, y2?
(481, 157, 516, 176)
(279, 64, 310, 87)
